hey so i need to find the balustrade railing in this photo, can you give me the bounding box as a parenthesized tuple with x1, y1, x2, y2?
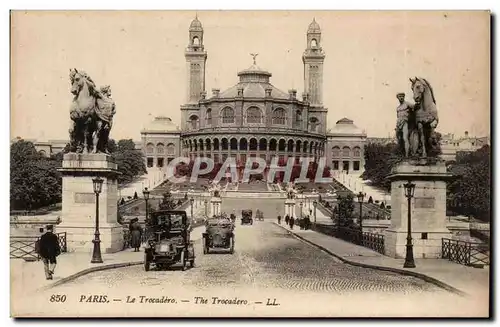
(10, 232, 67, 260)
(181, 126, 324, 137)
(441, 238, 490, 267)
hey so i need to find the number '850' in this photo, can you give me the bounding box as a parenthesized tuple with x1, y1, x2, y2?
(49, 295, 67, 302)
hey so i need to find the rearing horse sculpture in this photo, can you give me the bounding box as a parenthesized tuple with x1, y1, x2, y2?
(69, 68, 115, 154)
(409, 77, 439, 158)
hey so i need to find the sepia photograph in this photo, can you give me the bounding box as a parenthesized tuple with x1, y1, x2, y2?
(9, 9, 491, 318)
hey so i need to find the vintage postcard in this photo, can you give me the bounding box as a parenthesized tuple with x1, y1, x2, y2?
(10, 10, 491, 318)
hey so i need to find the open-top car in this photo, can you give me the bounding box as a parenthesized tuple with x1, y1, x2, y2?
(241, 209, 253, 225)
(143, 210, 195, 271)
(203, 216, 235, 254)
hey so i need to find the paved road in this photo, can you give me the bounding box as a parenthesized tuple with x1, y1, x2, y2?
(222, 198, 284, 219)
(16, 222, 468, 317)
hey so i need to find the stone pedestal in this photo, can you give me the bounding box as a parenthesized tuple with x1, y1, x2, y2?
(210, 197, 222, 217)
(57, 153, 123, 253)
(284, 199, 297, 218)
(384, 161, 453, 259)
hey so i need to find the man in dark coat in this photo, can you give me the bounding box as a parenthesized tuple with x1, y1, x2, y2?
(38, 225, 61, 280)
(289, 216, 295, 230)
(285, 215, 290, 226)
(277, 215, 282, 224)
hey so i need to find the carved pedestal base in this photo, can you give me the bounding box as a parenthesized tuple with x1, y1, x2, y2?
(57, 153, 123, 253)
(284, 199, 297, 218)
(210, 197, 222, 217)
(384, 161, 453, 259)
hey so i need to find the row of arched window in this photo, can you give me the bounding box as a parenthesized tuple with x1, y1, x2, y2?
(331, 146, 361, 158)
(188, 107, 320, 131)
(183, 137, 324, 155)
(145, 142, 176, 155)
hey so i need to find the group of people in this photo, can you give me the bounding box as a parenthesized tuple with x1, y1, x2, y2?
(277, 215, 312, 230)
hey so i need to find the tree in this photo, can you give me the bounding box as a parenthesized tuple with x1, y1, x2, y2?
(158, 191, 176, 210)
(361, 142, 400, 191)
(447, 145, 490, 221)
(10, 140, 62, 210)
(111, 139, 147, 185)
(337, 193, 355, 228)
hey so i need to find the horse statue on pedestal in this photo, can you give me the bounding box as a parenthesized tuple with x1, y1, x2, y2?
(68, 68, 116, 154)
(409, 77, 439, 158)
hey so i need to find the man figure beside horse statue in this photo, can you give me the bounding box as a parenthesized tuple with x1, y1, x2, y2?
(396, 77, 440, 160)
(68, 68, 116, 154)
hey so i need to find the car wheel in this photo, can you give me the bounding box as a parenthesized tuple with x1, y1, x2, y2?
(181, 250, 187, 271)
(144, 253, 150, 271)
(229, 237, 235, 254)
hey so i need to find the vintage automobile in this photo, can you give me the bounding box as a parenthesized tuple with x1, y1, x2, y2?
(202, 216, 235, 254)
(143, 210, 195, 271)
(241, 209, 253, 225)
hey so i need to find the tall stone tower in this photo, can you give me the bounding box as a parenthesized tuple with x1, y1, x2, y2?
(302, 18, 325, 106)
(185, 15, 207, 104)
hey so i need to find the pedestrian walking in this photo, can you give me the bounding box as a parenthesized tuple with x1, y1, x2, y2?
(277, 215, 281, 224)
(289, 216, 295, 230)
(285, 215, 290, 226)
(130, 218, 143, 252)
(37, 225, 61, 280)
(304, 215, 311, 230)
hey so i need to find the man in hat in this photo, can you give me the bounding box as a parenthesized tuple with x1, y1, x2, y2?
(38, 225, 61, 280)
(395, 92, 415, 157)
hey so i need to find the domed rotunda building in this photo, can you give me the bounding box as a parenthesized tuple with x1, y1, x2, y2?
(140, 17, 367, 173)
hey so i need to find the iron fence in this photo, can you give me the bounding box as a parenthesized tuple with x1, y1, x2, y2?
(10, 232, 67, 260)
(441, 238, 490, 267)
(311, 224, 385, 255)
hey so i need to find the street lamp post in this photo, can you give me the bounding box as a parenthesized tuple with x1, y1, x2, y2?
(403, 181, 416, 268)
(313, 200, 317, 223)
(190, 197, 194, 219)
(204, 199, 208, 217)
(299, 202, 303, 219)
(91, 176, 104, 264)
(143, 187, 150, 225)
(357, 191, 365, 246)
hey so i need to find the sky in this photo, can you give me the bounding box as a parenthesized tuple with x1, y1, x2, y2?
(10, 10, 490, 141)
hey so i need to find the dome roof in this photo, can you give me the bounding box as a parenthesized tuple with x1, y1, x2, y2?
(142, 116, 180, 133)
(328, 117, 366, 136)
(215, 61, 289, 100)
(308, 18, 321, 33)
(218, 82, 289, 100)
(189, 16, 203, 31)
(237, 64, 272, 77)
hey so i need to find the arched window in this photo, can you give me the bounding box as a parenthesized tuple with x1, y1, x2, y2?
(189, 115, 199, 130)
(332, 146, 341, 158)
(192, 36, 200, 46)
(221, 107, 235, 124)
(311, 39, 317, 47)
(342, 146, 350, 157)
(166, 143, 175, 155)
(206, 108, 212, 125)
(295, 110, 302, 123)
(156, 143, 165, 155)
(272, 108, 286, 125)
(249, 138, 258, 151)
(246, 107, 263, 124)
(309, 117, 319, 132)
(353, 147, 361, 157)
(146, 143, 154, 154)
